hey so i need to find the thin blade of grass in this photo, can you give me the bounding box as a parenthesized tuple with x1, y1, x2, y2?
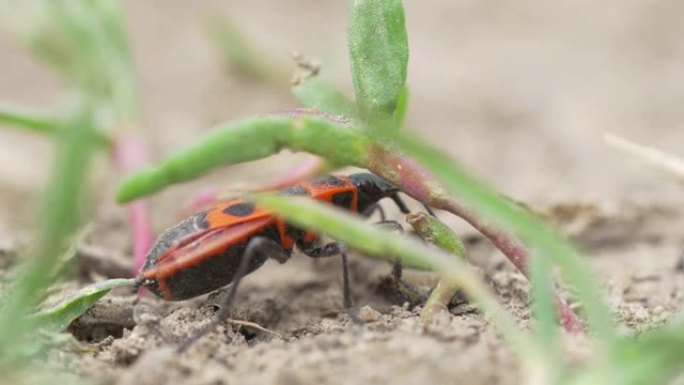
(348, 0, 408, 120)
(0, 102, 97, 364)
(605, 133, 684, 185)
(391, 134, 613, 341)
(0, 105, 57, 135)
(204, 13, 289, 86)
(0, 105, 111, 145)
(29, 278, 135, 333)
(569, 323, 684, 385)
(529, 249, 563, 382)
(255, 194, 531, 357)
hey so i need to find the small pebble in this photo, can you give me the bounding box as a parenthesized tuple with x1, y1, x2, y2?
(358, 305, 381, 323)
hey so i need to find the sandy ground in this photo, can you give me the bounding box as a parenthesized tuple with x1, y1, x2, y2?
(1, 1, 683, 384)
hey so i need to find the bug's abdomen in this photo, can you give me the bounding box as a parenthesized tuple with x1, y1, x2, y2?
(145, 240, 268, 300)
(142, 211, 284, 300)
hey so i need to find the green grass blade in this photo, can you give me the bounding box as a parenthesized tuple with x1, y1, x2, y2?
(255, 194, 533, 357)
(29, 278, 135, 333)
(0, 105, 57, 135)
(0, 104, 111, 145)
(391, 134, 614, 342)
(16, 0, 138, 124)
(568, 323, 684, 385)
(0, 103, 97, 364)
(529, 249, 563, 382)
(204, 13, 288, 86)
(348, 0, 408, 120)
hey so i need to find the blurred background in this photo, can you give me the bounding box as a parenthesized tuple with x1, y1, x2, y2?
(0, 0, 683, 234)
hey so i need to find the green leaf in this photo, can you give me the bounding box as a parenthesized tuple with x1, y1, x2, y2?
(393, 84, 409, 127)
(348, 0, 409, 120)
(116, 115, 373, 202)
(30, 278, 135, 333)
(292, 75, 359, 119)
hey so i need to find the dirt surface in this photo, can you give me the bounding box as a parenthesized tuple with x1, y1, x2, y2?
(1, 1, 684, 384)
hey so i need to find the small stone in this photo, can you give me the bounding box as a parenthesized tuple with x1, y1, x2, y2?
(358, 305, 381, 323)
(652, 305, 665, 315)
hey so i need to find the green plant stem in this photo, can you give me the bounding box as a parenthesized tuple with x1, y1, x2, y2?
(406, 212, 467, 326)
(115, 115, 372, 202)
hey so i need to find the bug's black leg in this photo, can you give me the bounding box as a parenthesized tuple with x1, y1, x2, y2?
(423, 203, 437, 217)
(390, 193, 411, 214)
(373, 220, 428, 304)
(178, 237, 289, 352)
(375, 219, 403, 232)
(362, 203, 387, 221)
(391, 192, 437, 217)
(389, 259, 428, 304)
(298, 241, 362, 324)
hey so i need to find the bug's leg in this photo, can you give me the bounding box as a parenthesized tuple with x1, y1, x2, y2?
(177, 237, 289, 352)
(361, 203, 386, 221)
(298, 241, 362, 324)
(390, 193, 411, 214)
(374, 220, 428, 304)
(390, 193, 437, 217)
(423, 203, 437, 217)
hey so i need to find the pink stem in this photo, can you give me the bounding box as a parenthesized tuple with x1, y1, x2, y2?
(182, 186, 222, 216)
(256, 156, 329, 191)
(182, 155, 330, 215)
(114, 135, 154, 274)
(368, 147, 584, 333)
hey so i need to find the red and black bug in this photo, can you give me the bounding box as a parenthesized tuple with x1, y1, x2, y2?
(136, 173, 411, 302)
(135, 172, 421, 349)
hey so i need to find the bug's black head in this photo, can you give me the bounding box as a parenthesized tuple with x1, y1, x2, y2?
(348, 173, 400, 215)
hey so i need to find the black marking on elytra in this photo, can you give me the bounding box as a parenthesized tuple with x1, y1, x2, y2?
(279, 185, 310, 196)
(223, 202, 256, 217)
(309, 175, 346, 187)
(331, 191, 354, 209)
(195, 210, 210, 229)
